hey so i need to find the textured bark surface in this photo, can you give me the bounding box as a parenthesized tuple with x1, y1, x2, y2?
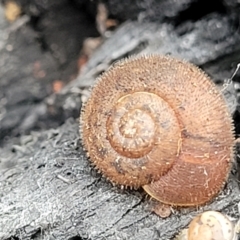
(1, 119, 240, 240)
(0, 1, 240, 240)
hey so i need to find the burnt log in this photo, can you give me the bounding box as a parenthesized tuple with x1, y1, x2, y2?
(0, 1, 240, 239)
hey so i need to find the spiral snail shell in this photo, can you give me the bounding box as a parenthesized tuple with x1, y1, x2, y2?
(175, 211, 235, 240)
(80, 54, 235, 206)
(188, 211, 234, 240)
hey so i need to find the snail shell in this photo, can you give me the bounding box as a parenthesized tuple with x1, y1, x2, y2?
(188, 211, 234, 240)
(80, 55, 235, 206)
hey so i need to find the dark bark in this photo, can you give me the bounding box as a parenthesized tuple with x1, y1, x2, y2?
(0, 1, 98, 145)
(1, 119, 240, 240)
(0, 1, 240, 240)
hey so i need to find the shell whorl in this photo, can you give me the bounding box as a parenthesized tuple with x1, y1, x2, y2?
(188, 211, 234, 240)
(80, 54, 235, 206)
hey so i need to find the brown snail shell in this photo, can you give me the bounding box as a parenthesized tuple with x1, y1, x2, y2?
(80, 54, 235, 206)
